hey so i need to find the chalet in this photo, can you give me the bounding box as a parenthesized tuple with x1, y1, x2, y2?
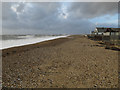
(89, 27, 120, 45)
(103, 28, 120, 36)
(94, 27, 107, 35)
(111, 28, 120, 35)
(92, 27, 120, 36)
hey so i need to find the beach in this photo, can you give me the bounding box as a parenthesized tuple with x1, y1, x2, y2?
(2, 35, 118, 88)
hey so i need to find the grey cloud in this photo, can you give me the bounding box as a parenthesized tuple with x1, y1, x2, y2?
(2, 2, 118, 34)
(2, 3, 18, 21)
(0, 2, 2, 20)
(69, 2, 118, 19)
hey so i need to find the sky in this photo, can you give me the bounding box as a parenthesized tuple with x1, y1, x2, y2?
(1, 2, 119, 35)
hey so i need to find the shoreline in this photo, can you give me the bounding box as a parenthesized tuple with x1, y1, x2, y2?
(1, 35, 69, 50)
(2, 35, 71, 57)
(2, 35, 118, 88)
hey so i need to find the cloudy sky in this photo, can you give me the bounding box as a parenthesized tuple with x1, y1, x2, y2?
(1, 2, 118, 35)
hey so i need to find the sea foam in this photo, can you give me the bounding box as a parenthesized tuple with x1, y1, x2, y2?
(0, 35, 68, 50)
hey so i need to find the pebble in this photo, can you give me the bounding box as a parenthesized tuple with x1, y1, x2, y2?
(94, 84, 97, 88)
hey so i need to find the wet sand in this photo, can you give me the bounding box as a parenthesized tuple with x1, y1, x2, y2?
(2, 35, 118, 88)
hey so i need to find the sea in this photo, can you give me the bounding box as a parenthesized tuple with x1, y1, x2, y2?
(0, 34, 68, 50)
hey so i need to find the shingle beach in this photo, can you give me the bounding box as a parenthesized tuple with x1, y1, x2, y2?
(2, 35, 118, 88)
